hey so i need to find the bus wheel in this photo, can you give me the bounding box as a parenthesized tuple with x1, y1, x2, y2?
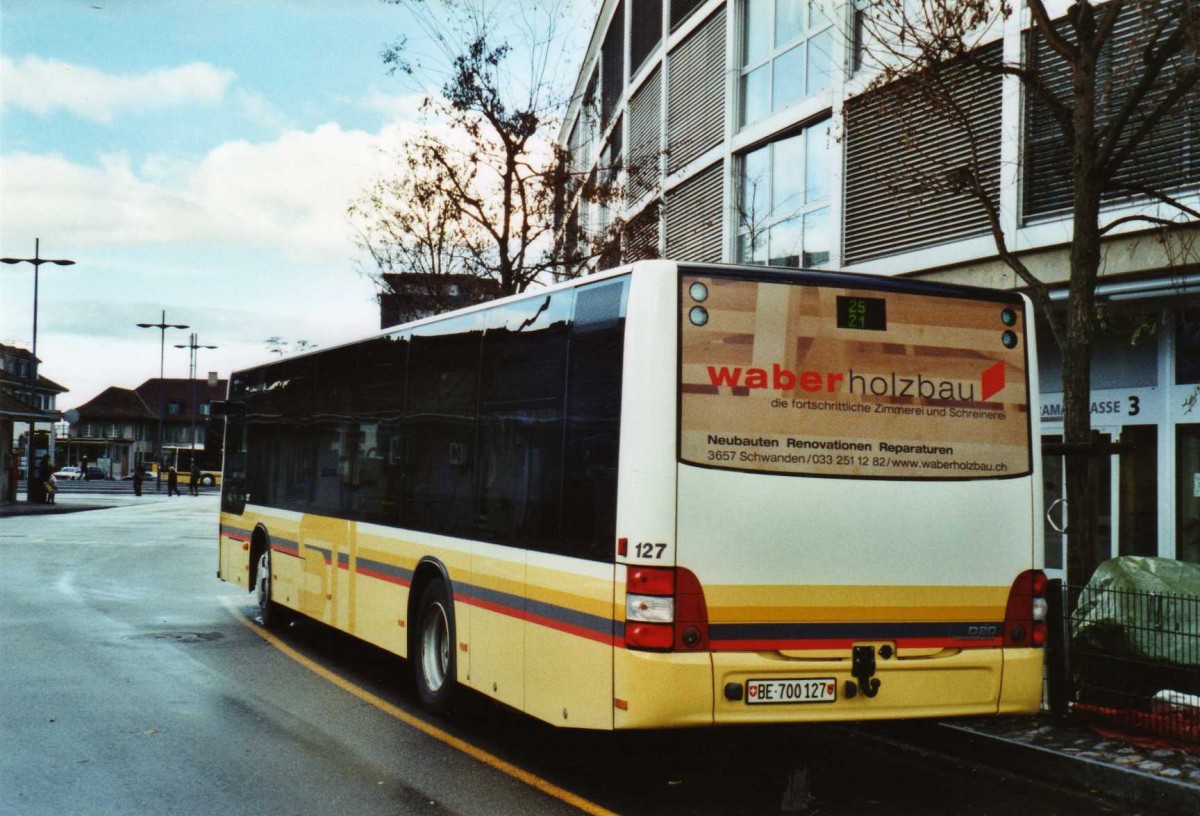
(255, 547, 280, 628)
(414, 581, 456, 713)
(201, 474, 215, 486)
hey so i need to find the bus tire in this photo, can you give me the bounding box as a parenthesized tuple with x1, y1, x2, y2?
(255, 546, 283, 629)
(201, 474, 215, 486)
(413, 580, 456, 714)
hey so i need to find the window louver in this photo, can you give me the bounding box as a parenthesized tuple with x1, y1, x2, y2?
(624, 202, 661, 262)
(667, 8, 726, 175)
(665, 161, 724, 262)
(1024, 3, 1200, 220)
(844, 45, 1002, 264)
(628, 67, 662, 201)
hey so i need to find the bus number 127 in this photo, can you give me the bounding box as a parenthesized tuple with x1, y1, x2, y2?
(636, 542, 667, 559)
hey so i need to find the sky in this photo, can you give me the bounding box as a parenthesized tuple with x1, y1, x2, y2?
(0, 0, 593, 412)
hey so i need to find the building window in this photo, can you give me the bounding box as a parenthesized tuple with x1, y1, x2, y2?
(736, 120, 832, 267)
(630, 0, 662, 75)
(167, 402, 181, 415)
(740, 0, 834, 127)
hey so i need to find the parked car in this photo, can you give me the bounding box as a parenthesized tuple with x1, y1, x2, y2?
(81, 466, 109, 481)
(52, 466, 82, 480)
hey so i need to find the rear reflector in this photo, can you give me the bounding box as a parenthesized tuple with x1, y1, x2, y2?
(624, 565, 709, 652)
(626, 622, 674, 650)
(628, 566, 674, 596)
(1003, 569, 1047, 648)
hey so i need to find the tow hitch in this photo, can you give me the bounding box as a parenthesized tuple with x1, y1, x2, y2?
(844, 645, 882, 699)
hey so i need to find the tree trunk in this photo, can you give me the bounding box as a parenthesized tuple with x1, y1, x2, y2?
(1063, 13, 1105, 593)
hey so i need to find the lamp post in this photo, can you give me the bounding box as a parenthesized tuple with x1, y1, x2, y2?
(1, 238, 75, 503)
(173, 333, 218, 477)
(136, 311, 189, 491)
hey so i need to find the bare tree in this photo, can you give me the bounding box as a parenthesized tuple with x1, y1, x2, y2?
(854, 0, 1200, 588)
(349, 148, 481, 319)
(353, 0, 625, 306)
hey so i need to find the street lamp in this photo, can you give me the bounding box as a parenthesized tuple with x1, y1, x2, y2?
(1, 238, 75, 503)
(173, 333, 218, 476)
(136, 311, 189, 491)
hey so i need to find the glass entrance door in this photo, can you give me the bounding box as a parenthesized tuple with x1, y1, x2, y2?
(1177, 424, 1200, 563)
(1041, 430, 1113, 578)
(1042, 424, 1159, 577)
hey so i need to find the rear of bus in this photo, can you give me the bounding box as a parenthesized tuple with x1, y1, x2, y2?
(612, 262, 1044, 727)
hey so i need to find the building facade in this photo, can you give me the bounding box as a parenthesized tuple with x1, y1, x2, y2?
(379, 272, 503, 329)
(66, 377, 227, 478)
(1, 342, 67, 500)
(558, 0, 1200, 571)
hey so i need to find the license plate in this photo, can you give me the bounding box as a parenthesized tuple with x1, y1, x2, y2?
(746, 678, 837, 705)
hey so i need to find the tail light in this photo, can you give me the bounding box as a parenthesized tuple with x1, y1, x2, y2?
(1003, 569, 1047, 647)
(625, 566, 709, 652)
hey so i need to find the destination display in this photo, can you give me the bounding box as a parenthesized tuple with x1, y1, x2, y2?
(679, 274, 1031, 479)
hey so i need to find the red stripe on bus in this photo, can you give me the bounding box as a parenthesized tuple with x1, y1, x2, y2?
(270, 543, 301, 558)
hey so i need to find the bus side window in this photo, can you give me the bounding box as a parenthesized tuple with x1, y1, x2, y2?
(405, 314, 483, 536)
(478, 293, 571, 551)
(561, 279, 627, 562)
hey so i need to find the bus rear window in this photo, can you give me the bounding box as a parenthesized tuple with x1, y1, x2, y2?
(679, 273, 1031, 480)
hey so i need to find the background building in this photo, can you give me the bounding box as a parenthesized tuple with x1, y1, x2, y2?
(379, 273, 503, 328)
(66, 377, 227, 478)
(558, 0, 1200, 571)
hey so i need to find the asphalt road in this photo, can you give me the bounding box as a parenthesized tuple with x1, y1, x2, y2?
(1, 496, 1125, 815)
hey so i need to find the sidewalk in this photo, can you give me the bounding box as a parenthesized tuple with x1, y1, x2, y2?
(941, 714, 1200, 813)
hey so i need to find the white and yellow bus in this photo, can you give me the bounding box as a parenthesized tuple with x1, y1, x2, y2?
(217, 260, 1046, 729)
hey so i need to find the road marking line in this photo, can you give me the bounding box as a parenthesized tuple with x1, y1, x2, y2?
(220, 597, 617, 816)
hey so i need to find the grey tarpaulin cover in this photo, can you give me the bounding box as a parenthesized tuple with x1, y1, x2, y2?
(1072, 557, 1200, 668)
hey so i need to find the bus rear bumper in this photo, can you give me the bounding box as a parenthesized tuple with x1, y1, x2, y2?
(711, 648, 1044, 725)
(612, 647, 1042, 729)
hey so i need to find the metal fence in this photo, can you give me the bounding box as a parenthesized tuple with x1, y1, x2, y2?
(1046, 580, 1200, 744)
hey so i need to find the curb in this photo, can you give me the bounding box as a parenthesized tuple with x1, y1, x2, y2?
(0, 503, 119, 518)
(937, 722, 1200, 814)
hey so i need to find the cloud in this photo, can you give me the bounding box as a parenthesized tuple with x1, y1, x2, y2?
(0, 122, 417, 261)
(360, 88, 433, 123)
(0, 55, 235, 123)
(236, 89, 294, 134)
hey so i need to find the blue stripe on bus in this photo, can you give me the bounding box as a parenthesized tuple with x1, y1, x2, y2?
(356, 557, 414, 585)
(303, 542, 332, 563)
(709, 621, 1003, 642)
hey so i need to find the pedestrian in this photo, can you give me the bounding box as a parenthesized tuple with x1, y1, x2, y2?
(167, 465, 180, 497)
(190, 463, 201, 496)
(6, 456, 17, 503)
(35, 456, 52, 504)
(133, 464, 144, 497)
(45, 473, 57, 504)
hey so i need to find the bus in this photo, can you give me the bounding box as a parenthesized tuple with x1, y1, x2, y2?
(216, 260, 1045, 729)
(161, 446, 222, 487)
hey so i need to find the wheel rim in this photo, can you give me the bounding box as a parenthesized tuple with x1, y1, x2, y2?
(255, 549, 270, 615)
(421, 601, 450, 692)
